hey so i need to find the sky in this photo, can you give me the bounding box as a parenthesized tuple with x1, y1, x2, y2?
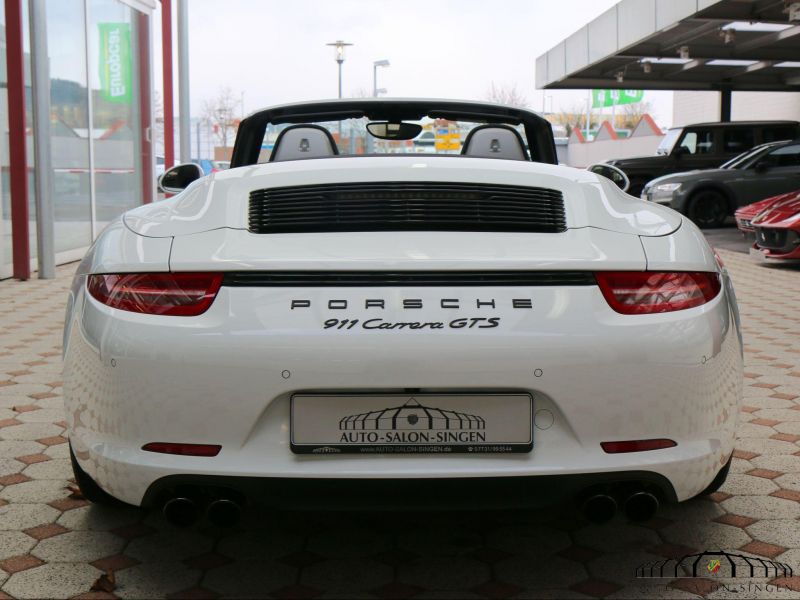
(152, 0, 675, 128)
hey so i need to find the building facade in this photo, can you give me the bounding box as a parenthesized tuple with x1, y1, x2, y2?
(1, 0, 156, 279)
(673, 91, 800, 128)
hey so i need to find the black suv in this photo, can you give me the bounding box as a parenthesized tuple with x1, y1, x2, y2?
(606, 121, 800, 196)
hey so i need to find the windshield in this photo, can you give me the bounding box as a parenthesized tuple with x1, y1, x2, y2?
(657, 128, 682, 155)
(721, 144, 778, 170)
(257, 118, 527, 162)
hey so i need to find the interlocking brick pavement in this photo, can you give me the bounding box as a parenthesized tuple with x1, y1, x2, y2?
(0, 251, 797, 599)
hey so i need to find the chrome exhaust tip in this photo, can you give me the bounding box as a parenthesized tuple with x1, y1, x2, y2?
(206, 498, 242, 528)
(624, 491, 659, 522)
(581, 494, 617, 524)
(162, 497, 199, 527)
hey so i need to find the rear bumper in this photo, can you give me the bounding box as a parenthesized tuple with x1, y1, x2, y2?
(140, 471, 679, 510)
(64, 277, 743, 506)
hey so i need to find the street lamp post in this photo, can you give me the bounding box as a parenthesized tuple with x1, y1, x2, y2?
(373, 59, 390, 97)
(326, 40, 353, 145)
(326, 40, 353, 99)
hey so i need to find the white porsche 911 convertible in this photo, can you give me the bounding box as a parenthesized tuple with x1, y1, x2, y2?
(63, 99, 742, 527)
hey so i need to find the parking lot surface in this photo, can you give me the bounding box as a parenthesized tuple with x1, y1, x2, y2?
(0, 250, 799, 599)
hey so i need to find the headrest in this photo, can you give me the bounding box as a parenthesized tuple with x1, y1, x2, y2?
(270, 124, 339, 162)
(461, 124, 528, 160)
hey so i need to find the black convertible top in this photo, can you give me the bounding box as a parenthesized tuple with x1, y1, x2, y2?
(229, 98, 558, 168)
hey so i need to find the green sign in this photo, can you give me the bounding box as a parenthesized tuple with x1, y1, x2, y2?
(592, 89, 644, 109)
(98, 23, 132, 104)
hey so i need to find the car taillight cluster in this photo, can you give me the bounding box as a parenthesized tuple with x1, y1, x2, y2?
(595, 271, 721, 315)
(87, 270, 721, 317)
(87, 273, 223, 316)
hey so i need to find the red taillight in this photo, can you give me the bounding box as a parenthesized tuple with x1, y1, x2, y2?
(601, 439, 676, 453)
(87, 273, 223, 316)
(595, 271, 721, 315)
(142, 442, 221, 457)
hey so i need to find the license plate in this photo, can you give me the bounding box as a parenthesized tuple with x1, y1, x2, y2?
(290, 393, 532, 454)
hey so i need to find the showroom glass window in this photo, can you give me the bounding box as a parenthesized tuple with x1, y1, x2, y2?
(88, 0, 149, 227)
(47, 0, 92, 253)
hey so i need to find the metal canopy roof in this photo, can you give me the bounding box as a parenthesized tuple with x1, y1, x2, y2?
(536, 0, 800, 92)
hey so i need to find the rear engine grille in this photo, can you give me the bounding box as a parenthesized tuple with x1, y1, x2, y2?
(221, 271, 596, 287)
(248, 182, 567, 234)
(755, 227, 798, 253)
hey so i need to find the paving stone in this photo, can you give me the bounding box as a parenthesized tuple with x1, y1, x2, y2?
(2, 562, 101, 599)
(747, 520, 800, 549)
(0, 532, 35, 560)
(308, 525, 392, 559)
(661, 520, 751, 550)
(495, 555, 588, 589)
(573, 523, 661, 553)
(0, 504, 59, 531)
(215, 528, 304, 561)
(125, 529, 214, 563)
(32, 530, 124, 563)
(397, 525, 484, 557)
(203, 560, 297, 598)
(485, 524, 572, 559)
(397, 557, 489, 592)
(0, 480, 72, 504)
(114, 561, 201, 599)
(16, 409, 66, 424)
(721, 495, 800, 520)
(56, 505, 141, 532)
(718, 473, 779, 496)
(21, 458, 69, 480)
(0, 423, 63, 441)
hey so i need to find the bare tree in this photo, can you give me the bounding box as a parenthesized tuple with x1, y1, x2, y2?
(548, 103, 595, 137)
(202, 86, 241, 148)
(619, 101, 654, 130)
(484, 82, 529, 108)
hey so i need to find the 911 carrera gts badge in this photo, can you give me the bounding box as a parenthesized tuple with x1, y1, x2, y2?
(291, 298, 531, 330)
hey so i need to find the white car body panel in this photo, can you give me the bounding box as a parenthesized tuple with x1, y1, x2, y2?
(168, 228, 648, 272)
(64, 149, 742, 509)
(124, 157, 681, 239)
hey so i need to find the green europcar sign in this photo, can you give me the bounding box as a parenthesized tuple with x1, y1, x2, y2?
(98, 23, 132, 104)
(592, 89, 643, 108)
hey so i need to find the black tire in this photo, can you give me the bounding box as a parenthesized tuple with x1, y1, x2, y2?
(695, 455, 732, 497)
(688, 189, 729, 228)
(69, 442, 122, 505)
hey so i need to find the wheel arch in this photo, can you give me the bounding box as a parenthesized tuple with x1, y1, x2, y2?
(686, 183, 736, 215)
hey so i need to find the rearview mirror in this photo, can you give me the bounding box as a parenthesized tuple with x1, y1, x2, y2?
(587, 164, 630, 193)
(366, 121, 423, 140)
(754, 161, 770, 173)
(158, 163, 204, 194)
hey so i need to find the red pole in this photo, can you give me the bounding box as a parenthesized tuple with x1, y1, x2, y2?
(161, 0, 175, 169)
(5, 0, 30, 280)
(137, 11, 153, 204)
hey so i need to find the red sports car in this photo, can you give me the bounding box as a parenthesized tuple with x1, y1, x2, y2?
(735, 195, 791, 234)
(751, 190, 800, 259)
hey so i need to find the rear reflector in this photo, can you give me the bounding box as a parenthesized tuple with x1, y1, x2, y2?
(595, 271, 721, 315)
(601, 439, 676, 453)
(88, 273, 223, 316)
(142, 442, 221, 457)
